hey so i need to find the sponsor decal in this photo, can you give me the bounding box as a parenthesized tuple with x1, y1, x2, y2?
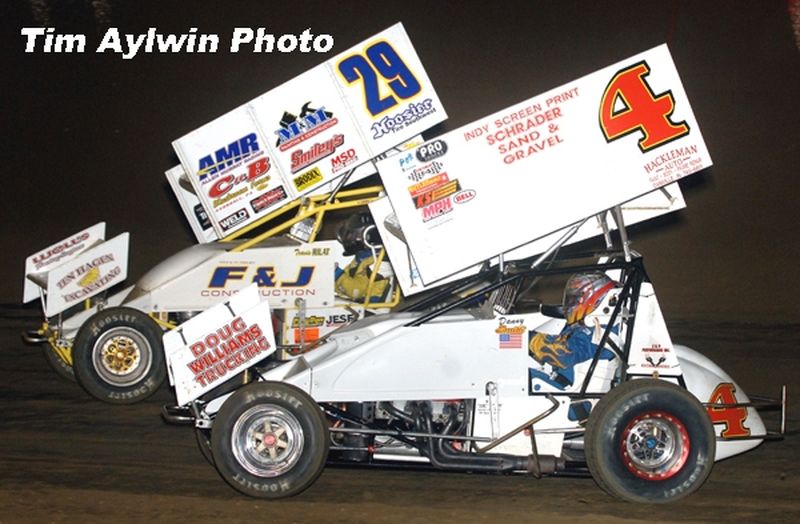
(198, 133, 261, 180)
(208, 265, 314, 288)
(62, 267, 122, 303)
(326, 313, 357, 327)
(408, 173, 450, 197)
(207, 158, 271, 206)
(211, 186, 247, 209)
(291, 315, 325, 328)
(274, 102, 338, 151)
(203, 265, 317, 299)
(643, 144, 703, 187)
(56, 254, 113, 290)
(187, 317, 271, 387)
(640, 344, 671, 368)
(293, 166, 324, 191)
(57, 253, 123, 303)
(193, 203, 212, 230)
(453, 189, 476, 204)
(421, 197, 453, 222)
(372, 98, 436, 139)
(485, 106, 566, 164)
(78, 266, 100, 287)
(406, 160, 444, 182)
(293, 327, 320, 343)
(291, 133, 344, 173)
(413, 179, 461, 209)
(330, 147, 359, 173)
(288, 312, 356, 343)
(250, 185, 288, 213)
(644, 145, 698, 174)
(219, 209, 250, 231)
(31, 231, 91, 271)
(204, 288, 317, 300)
(397, 152, 415, 172)
(415, 138, 448, 163)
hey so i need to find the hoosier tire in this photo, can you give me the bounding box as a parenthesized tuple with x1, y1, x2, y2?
(72, 307, 165, 404)
(585, 379, 716, 503)
(196, 427, 214, 466)
(211, 381, 329, 499)
(42, 346, 76, 382)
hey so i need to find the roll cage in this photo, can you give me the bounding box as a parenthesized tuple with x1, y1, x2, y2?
(403, 250, 650, 397)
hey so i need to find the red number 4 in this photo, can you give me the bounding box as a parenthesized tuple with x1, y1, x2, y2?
(599, 61, 689, 152)
(707, 383, 751, 438)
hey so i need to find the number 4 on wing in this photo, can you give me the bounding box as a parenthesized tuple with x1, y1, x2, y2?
(599, 60, 690, 152)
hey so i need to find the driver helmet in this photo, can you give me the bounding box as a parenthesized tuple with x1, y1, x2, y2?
(336, 211, 382, 256)
(563, 272, 617, 324)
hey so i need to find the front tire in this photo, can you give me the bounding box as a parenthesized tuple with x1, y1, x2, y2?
(196, 427, 214, 466)
(42, 346, 76, 382)
(72, 307, 165, 404)
(211, 382, 329, 499)
(585, 379, 715, 503)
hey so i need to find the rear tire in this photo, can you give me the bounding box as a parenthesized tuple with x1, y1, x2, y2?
(211, 381, 329, 498)
(585, 379, 715, 503)
(72, 307, 165, 404)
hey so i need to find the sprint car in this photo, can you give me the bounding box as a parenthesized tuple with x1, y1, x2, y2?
(163, 247, 785, 503)
(23, 185, 399, 404)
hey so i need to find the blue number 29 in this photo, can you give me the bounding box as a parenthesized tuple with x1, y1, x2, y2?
(338, 41, 421, 117)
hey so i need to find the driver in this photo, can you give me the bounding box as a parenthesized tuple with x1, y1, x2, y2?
(528, 272, 617, 389)
(334, 212, 389, 303)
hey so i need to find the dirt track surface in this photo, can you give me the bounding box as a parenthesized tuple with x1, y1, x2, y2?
(1, 317, 798, 523)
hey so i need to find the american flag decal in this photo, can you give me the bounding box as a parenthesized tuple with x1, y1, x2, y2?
(499, 332, 522, 349)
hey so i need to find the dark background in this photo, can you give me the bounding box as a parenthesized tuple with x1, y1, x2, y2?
(3, 0, 799, 323)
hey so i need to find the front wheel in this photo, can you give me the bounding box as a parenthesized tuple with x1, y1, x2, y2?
(585, 379, 716, 503)
(72, 307, 165, 404)
(196, 427, 214, 466)
(42, 346, 76, 382)
(211, 381, 329, 499)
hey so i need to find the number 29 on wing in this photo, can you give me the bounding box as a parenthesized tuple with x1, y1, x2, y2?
(337, 39, 422, 117)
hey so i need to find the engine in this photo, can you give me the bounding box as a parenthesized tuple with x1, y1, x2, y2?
(323, 399, 561, 475)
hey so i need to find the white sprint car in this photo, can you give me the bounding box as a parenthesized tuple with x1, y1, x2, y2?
(23, 185, 399, 404)
(164, 248, 785, 503)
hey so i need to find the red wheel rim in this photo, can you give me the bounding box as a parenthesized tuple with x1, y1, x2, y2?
(620, 410, 690, 481)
